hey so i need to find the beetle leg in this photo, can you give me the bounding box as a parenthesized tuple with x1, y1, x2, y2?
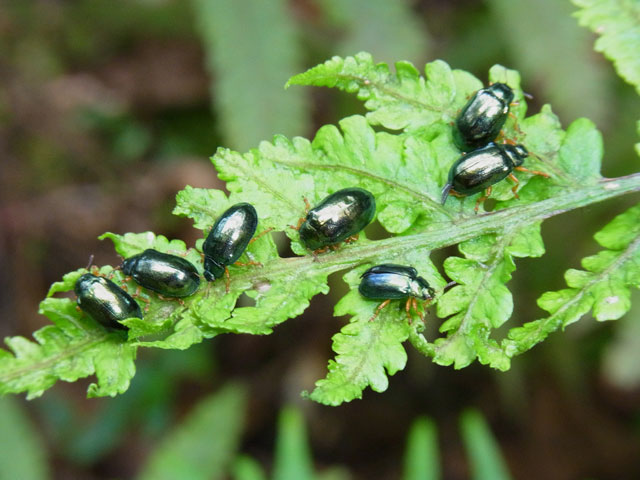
(289, 218, 303, 231)
(249, 227, 274, 244)
(131, 288, 151, 312)
(157, 293, 185, 306)
(507, 173, 520, 199)
(119, 277, 133, 291)
(224, 267, 231, 293)
(312, 246, 329, 258)
(344, 234, 359, 244)
(474, 186, 492, 213)
(514, 166, 550, 178)
(234, 260, 262, 268)
(502, 135, 518, 146)
(329, 244, 341, 251)
(412, 298, 424, 322)
(448, 189, 465, 198)
(507, 111, 524, 135)
(291, 197, 313, 231)
(405, 298, 413, 324)
(369, 299, 391, 322)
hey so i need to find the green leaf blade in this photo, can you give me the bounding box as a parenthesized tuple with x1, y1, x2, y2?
(402, 416, 441, 480)
(288, 54, 483, 132)
(311, 254, 445, 405)
(0, 397, 49, 480)
(273, 406, 315, 480)
(319, 0, 431, 67)
(460, 409, 512, 480)
(0, 298, 135, 399)
(137, 384, 246, 480)
(505, 203, 640, 357)
(572, 0, 640, 95)
(191, 0, 308, 150)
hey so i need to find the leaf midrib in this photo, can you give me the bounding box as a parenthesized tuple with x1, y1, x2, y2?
(0, 334, 109, 387)
(122, 174, 640, 342)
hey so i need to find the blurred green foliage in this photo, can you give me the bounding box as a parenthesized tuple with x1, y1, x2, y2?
(0, 397, 49, 480)
(460, 409, 512, 480)
(402, 416, 440, 480)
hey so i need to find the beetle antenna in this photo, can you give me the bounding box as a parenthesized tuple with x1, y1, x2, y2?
(528, 150, 547, 163)
(523, 91, 534, 100)
(444, 280, 457, 291)
(85, 254, 94, 271)
(441, 184, 452, 205)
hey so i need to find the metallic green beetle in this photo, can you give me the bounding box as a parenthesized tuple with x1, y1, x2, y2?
(75, 273, 142, 330)
(454, 83, 515, 151)
(359, 264, 435, 322)
(122, 249, 200, 297)
(203, 203, 258, 282)
(441, 143, 548, 212)
(298, 187, 376, 251)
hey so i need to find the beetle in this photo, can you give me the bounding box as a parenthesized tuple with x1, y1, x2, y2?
(75, 273, 142, 330)
(453, 82, 516, 151)
(203, 203, 259, 284)
(298, 187, 376, 251)
(441, 142, 549, 212)
(122, 249, 200, 298)
(359, 264, 435, 322)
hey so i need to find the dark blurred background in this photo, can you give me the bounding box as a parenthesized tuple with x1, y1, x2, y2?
(1, 0, 639, 479)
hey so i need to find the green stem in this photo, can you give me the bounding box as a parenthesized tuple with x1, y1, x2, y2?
(212, 173, 640, 296)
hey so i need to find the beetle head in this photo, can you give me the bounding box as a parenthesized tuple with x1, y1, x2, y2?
(513, 144, 528, 166)
(412, 276, 435, 301)
(488, 82, 515, 105)
(121, 257, 136, 276)
(203, 256, 226, 281)
(504, 144, 528, 167)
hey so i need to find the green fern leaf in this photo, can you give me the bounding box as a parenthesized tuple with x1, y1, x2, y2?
(0, 297, 136, 399)
(214, 114, 453, 239)
(505, 203, 640, 356)
(2, 53, 639, 403)
(572, 0, 640, 94)
(288, 53, 485, 132)
(309, 252, 445, 405)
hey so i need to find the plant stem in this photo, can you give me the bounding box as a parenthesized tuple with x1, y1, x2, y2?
(214, 173, 640, 295)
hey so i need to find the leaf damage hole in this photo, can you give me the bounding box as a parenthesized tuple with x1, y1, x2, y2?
(237, 292, 256, 307)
